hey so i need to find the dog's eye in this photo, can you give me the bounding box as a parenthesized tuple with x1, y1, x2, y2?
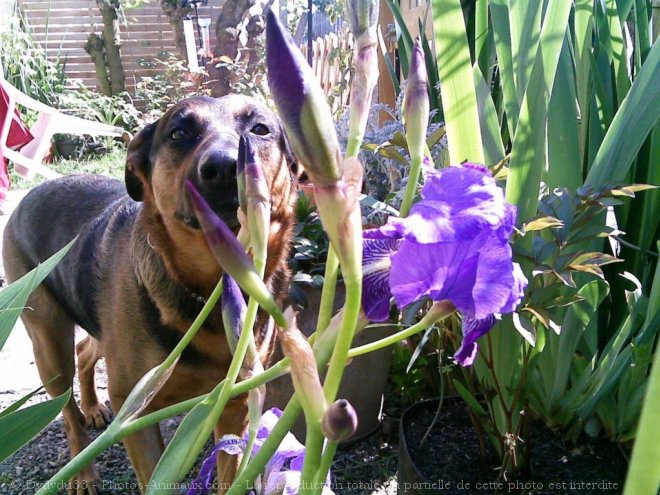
(169, 128, 187, 141)
(250, 124, 270, 136)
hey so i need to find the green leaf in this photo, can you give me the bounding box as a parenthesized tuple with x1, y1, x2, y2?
(508, 0, 542, 105)
(384, 0, 414, 76)
(546, 32, 582, 192)
(505, 0, 573, 232)
(603, 0, 631, 102)
(549, 279, 609, 406)
(0, 384, 46, 418)
(418, 23, 442, 118)
(512, 312, 536, 346)
(433, 0, 484, 164)
(490, 0, 520, 136)
(146, 383, 224, 493)
(522, 216, 563, 233)
(584, 39, 660, 186)
(574, 0, 594, 163)
(473, 62, 505, 165)
(378, 26, 400, 96)
(0, 390, 71, 462)
(0, 239, 76, 350)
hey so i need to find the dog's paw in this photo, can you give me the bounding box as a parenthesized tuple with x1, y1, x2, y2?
(67, 466, 100, 495)
(81, 401, 112, 429)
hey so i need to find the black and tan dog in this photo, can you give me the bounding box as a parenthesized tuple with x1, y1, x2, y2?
(2, 95, 297, 494)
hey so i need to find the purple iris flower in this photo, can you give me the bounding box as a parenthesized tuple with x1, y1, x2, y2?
(361, 164, 527, 366)
(187, 408, 334, 495)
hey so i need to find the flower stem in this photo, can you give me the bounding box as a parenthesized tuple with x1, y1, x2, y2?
(35, 426, 119, 495)
(316, 247, 340, 334)
(300, 276, 362, 495)
(313, 440, 338, 490)
(225, 397, 304, 495)
(348, 302, 454, 357)
(162, 277, 224, 369)
(399, 155, 424, 218)
(346, 136, 362, 159)
(299, 420, 325, 495)
(200, 295, 262, 451)
(322, 275, 362, 402)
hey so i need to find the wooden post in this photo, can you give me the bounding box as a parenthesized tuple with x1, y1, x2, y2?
(377, 0, 396, 123)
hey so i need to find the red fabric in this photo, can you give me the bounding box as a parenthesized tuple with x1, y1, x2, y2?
(0, 85, 34, 200)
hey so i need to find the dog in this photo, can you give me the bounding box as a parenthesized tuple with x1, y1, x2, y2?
(2, 95, 298, 494)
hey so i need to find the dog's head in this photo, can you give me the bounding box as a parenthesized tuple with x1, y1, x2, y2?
(125, 95, 297, 231)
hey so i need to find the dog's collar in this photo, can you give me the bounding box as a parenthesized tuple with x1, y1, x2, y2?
(182, 286, 208, 305)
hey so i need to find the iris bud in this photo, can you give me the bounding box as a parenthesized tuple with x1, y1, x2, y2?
(265, 9, 342, 187)
(322, 399, 358, 442)
(402, 39, 430, 166)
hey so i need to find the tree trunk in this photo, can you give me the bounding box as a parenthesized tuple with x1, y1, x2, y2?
(160, 0, 191, 59)
(208, 0, 257, 97)
(96, 0, 125, 95)
(84, 33, 112, 96)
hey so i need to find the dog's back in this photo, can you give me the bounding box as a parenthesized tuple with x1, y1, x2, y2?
(3, 174, 136, 336)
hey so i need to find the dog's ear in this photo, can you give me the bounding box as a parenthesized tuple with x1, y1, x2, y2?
(125, 122, 156, 201)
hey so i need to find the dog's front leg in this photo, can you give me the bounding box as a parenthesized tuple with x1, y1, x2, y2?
(214, 396, 249, 495)
(121, 424, 165, 493)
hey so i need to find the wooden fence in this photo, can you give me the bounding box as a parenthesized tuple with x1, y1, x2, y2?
(18, 0, 223, 92)
(302, 32, 353, 115)
(17, 0, 354, 111)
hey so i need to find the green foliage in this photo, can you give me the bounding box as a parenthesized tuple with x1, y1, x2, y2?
(385, 0, 660, 482)
(57, 81, 141, 132)
(135, 52, 210, 121)
(0, 241, 76, 462)
(0, 12, 66, 108)
(289, 192, 330, 306)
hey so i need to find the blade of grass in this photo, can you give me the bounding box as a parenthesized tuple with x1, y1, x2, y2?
(546, 32, 581, 191)
(504, 0, 573, 229)
(584, 39, 660, 186)
(385, 0, 414, 76)
(605, 0, 632, 103)
(432, 0, 484, 164)
(574, 0, 594, 166)
(473, 62, 505, 165)
(623, 247, 660, 495)
(490, 0, 520, 136)
(475, 0, 489, 78)
(508, 0, 542, 105)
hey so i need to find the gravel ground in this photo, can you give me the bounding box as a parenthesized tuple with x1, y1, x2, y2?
(0, 383, 399, 495)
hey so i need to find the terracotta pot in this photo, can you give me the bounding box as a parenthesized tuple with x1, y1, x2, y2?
(265, 283, 396, 442)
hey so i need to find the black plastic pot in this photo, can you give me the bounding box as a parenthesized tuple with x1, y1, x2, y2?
(398, 399, 443, 495)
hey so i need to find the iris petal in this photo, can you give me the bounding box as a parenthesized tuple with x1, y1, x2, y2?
(453, 314, 497, 366)
(362, 237, 400, 321)
(470, 235, 517, 319)
(383, 165, 507, 243)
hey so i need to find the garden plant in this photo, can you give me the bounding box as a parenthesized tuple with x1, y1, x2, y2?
(0, 0, 658, 494)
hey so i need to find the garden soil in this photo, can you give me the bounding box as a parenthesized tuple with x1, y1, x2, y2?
(402, 402, 627, 495)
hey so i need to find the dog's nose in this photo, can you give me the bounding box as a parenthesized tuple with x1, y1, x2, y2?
(198, 151, 238, 186)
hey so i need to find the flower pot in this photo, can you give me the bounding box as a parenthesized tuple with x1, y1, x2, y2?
(265, 283, 396, 442)
(398, 398, 628, 495)
(54, 136, 83, 159)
